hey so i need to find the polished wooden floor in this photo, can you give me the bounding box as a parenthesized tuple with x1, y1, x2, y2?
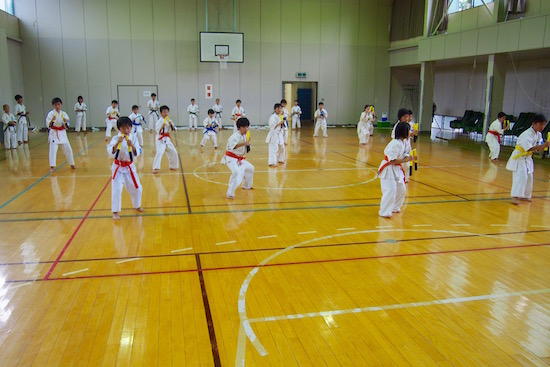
(0, 126, 549, 366)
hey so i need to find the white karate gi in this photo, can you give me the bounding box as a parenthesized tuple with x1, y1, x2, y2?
(485, 119, 504, 160)
(391, 121, 413, 182)
(200, 116, 218, 148)
(291, 105, 302, 129)
(129, 112, 146, 146)
(357, 111, 370, 144)
(224, 131, 254, 198)
(212, 103, 223, 127)
(187, 103, 200, 129)
(282, 107, 290, 143)
(2, 112, 17, 149)
(378, 139, 408, 217)
(153, 117, 179, 170)
(231, 106, 245, 132)
(74, 102, 87, 132)
(14, 103, 28, 143)
(313, 108, 328, 137)
(105, 106, 120, 137)
(147, 98, 160, 130)
(46, 109, 75, 167)
(367, 111, 375, 135)
(266, 112, 285, 165)
(107, 133, 143, 213)
(506, 127, 542, 200)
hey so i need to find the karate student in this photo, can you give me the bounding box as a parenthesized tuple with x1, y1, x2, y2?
(313, 102, 328, 137)
(74, 96, 87, 133)
(128, 105, 147, 146)
(46, 97, 75, 173)
(357, 105, 371, 145)
(378, 121, 413, 218)
(2, 104, 17, 149)
(153, 105, 179, 173)
(200, 109, 218, 149)
(367, 105, 375, 136)
(485, 112, 507, 161)
(14, 94, 29, 144)
(223, 117, 254, 199)
(187, 98, 199, 130)
(506, 114, 549, 205)
(212, 98, 223, 128)
(147, 93, 160, 131)
(291, 100, 302, 129)
(108, 116, 144, 220)
(391, 109, 413, 182)
(231, 99, 246, 132)
(105, 100, 120, 141)
(281, 99, 290, 144)
(266, 103, 285, 166)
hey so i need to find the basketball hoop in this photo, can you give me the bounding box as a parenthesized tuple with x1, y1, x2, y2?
(217, 54, 228, 69)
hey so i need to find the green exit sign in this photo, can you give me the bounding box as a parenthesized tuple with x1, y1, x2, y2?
(296, 72, 307, 78)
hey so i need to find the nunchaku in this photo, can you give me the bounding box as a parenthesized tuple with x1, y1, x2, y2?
(246, 131, 251, 153)
(115, 135, 133, 162)
(409, 149, 418, 176)
(413, 123, 419, 142)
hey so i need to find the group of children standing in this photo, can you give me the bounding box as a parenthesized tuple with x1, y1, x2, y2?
(2, 95, 30, 149)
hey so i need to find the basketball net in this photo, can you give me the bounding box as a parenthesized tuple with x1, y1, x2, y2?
(217, 54, 228, 70)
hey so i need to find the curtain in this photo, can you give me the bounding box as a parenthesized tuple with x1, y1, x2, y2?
(508, 0, 526, 13)
(390, 0, 426, 42)
(429, 0, 448, 35)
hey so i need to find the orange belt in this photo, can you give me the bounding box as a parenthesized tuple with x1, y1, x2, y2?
(113, 159, 138, 189)
(158, 133, 171, 141)
(488, 130, 501, 144)
(225, 151, 246, 165)
(50, 125, 66, 140)
(378, 156, 406, 184)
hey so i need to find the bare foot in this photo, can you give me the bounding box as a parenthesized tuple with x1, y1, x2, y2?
(226, 195, 234, 199)
(49, 167, 55, 173)
(170, 168, 178, 171)
(519, 198, 532, 202)
(379, 215, 392, 218)
(112, 212, 120, 220)
(135, 207, 145, 212)
(511, 197, 521, 205)
(70, 165, 75, 169)
(153, 169, 160, 174)
(269, 164, 277, 167)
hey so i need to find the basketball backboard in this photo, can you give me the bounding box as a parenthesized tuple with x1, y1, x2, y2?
(199, 32, 244, 63)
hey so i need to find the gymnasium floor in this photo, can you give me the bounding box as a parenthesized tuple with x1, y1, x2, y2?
(0, 126, 549, 366)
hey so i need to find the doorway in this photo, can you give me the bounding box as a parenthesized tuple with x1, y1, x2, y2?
(117, 85, 158, 116)
(282, 82, 317, 123)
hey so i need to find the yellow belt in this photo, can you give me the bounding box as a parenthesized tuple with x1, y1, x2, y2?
(513, 146, 533, 159)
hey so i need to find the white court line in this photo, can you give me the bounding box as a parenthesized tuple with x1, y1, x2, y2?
(376, 225, 393, 229)
(171, 247, 193, 253)
(216, 240, 236, 246)
(298, 231, 317, 235)
(248, 288, 550, 323)
(337, 228, 355, 231)
(490, 224, 509, 227)
(62, 268, 89, 277)
(258, 235, 277, 239)
(8, 282, 32, 290)
(115, 258, 142, 264)
(531, 225, 550, 228)
(452, 224, 470, 227)
(413, 224, 433, 227)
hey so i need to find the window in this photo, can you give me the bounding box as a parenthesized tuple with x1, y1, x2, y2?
(0, 0, 14, 15)
(448, 0, 494, 14)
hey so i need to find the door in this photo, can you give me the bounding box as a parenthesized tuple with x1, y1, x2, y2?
(117, 85, 158, 116)
(297, 88, 313, 121)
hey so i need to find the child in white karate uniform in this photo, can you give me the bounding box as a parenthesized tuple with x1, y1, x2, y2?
(281, 99, 290, 144)
(46, 97, 75, 173)
(485, 112, 507, 161)
(313, 102, 328, 137)
(187, 98, 199, 130)
(291, 100, 302, 129)
(266, 103, 285, 166)
(378, 121, 413, 218)
(2, 105, 17, 149)
(367, 105, 375, 136)
(74, 96, 87, 133)
(357, 105, 371, 145)
(506, 114, 549, 205)
(153, 105, 179, 173)
(391, 109, 413, 182)
(14, 94, 29, 144)
(200, 109, 218, 149)
(105, 100, 120, 141)
(147, 93, 160, 131)
(223, 118, 254, 199)
(128, 105, 147, 146)
(107, 116, 144, 220)
(212, 98, 223, 128)
(231, 99, 246, 132)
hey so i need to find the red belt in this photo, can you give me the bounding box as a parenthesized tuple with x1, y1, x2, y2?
(488, 130, 501, 144)
(50, 125, 65, 140)
(225, 151, 245, 165)
(158, 133, 171, 141)
(378, 156, 406, 184)
(113, 159, 138, 189)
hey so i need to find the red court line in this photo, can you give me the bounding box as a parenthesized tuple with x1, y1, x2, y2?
(14, 241, 548, 283)
(43, 178, 111, 280)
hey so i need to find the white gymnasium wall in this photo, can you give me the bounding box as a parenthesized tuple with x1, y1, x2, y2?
(503, 58, 550, 117)
(14, 0, 391, 126)
(0, 9, 23, 110)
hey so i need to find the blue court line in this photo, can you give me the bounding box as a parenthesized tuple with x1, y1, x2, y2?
(0, 137, 103, 210)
